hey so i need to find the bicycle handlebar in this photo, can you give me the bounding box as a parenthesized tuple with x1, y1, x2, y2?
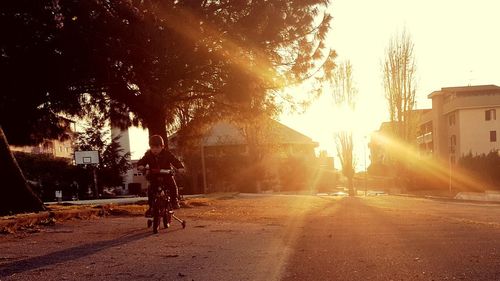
(140, 167, 175, 175)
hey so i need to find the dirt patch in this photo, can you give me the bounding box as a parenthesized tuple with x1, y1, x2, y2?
(0, 194, 332, 234)
(0, 204, 149, 234)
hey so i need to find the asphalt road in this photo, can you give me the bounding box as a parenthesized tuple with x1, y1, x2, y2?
(1, 195, 499, 280)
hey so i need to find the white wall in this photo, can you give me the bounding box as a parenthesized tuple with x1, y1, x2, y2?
(112, 126, 150, 192)
(111, 127, 134, 190)
(458, 107, 500, 156)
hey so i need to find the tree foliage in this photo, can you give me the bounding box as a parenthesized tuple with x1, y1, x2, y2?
(2, 0, 335, 143)
(13, 151, 79, 201)
(458, 151, 500, 190)
(0, 0, 335, 212)
(74, 116, 132, 193)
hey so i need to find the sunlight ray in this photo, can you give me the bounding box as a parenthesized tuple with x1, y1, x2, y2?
(156, 6, 280, 89)
(371, 132, 491, 192)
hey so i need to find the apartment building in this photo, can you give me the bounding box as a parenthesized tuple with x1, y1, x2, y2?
(10, 117, 76, 159)
(418, 85, 500, 162)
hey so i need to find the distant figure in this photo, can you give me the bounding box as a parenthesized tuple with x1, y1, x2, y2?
(137, 135, 184, 217)
(70, 181, 79, 200)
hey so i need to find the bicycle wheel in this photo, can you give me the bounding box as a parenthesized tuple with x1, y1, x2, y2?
(164, 200, 172, 228)
(152, 201, 161, 234)
(163, 214, 170, 228)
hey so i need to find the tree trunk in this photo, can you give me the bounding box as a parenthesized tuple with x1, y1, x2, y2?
(347, 176, 355, 197)
(0, 126, 46, 215)
(146, 114, 168, 148)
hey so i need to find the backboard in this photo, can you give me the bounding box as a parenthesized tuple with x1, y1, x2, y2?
(74, 150, 99, 165)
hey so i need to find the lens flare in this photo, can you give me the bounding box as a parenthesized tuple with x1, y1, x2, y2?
(371, 132, 491, 192)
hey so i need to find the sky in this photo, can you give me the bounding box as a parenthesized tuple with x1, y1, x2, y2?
(279, 0, 500, 170)
(129, 0, 500, 169)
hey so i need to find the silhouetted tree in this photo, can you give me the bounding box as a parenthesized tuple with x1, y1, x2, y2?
(0, 1, 85, 214)
(74, 116, 131, 195)
(332, 60, 357, 196)
(99, 0, 336, 142)
(0, 0, 335, 213)
(0, 0, 131, 212)
(0, 127, 46, 215)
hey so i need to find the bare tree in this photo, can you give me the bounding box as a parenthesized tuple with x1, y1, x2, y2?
(382, 30, 417, 142)
(335, 131, 356, 196)
(332, 61, 357, 110)
(332, 60, 357, 196)
(380, 30, 419, 189)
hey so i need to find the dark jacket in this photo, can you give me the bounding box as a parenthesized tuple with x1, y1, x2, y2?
(137, 149, 184, 186)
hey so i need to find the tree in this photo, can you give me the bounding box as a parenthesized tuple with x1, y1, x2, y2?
(74, 115, 131, 196)
(382, 29, 417, 143)
(0, 127, 45, 215)
(0, 1, 87, 214)
(335, 131, 356, 196)
(0, 0, 335, 213)
(332, 60, 357, 196)
(381, 30, 417, 184)
(74, 0, 336, 141)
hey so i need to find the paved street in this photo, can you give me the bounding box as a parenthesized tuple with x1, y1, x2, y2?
(1, 195, 499, 280)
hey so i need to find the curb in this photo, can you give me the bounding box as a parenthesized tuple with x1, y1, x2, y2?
(394, 193, 500, 205)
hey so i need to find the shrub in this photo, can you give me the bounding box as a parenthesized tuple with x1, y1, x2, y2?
(14, 152, 87, 201)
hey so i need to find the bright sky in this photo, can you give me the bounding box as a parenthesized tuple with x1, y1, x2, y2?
(129, 0, 500, 169)
(279, 0, 500, 171)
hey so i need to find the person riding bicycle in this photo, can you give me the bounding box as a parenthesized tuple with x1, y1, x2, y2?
(137, 135, 184, 217)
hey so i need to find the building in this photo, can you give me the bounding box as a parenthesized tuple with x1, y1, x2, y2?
(169, 118, 320, 193)
(192, 119, 319, 158)
(118, 118, 321, 194)
(10, 117, 76, 159)
(370, 109, 430, 169)
(417, 85, 500, 162)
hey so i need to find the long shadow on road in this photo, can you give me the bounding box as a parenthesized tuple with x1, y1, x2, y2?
(281, 196, 500, 281)
(0, 230, 151, 278)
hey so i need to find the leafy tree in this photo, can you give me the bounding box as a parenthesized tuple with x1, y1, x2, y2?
(74, 116, 131, 196)
(63, 0, 336, 141)
(0, 1, 84, 214)
(458, 151, 500, 191)
(13, 152, 79, 201)
(0, 0, 335, 213)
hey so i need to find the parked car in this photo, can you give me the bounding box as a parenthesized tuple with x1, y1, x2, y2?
(331, 191, 348, 196)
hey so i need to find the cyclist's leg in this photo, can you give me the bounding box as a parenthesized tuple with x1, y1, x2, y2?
(145, 182, 155, 217)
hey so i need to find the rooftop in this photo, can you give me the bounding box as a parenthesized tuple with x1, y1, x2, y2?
(428, 84, 500, 98)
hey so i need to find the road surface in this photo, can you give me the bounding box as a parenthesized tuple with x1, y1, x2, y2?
(1, 195, 499, 280)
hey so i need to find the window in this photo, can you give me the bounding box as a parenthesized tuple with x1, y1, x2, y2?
(450, 135, 457, 146)
(449, 114, 456, 126)
(490, 131, 497, 142)
(485, 109, 496, 121)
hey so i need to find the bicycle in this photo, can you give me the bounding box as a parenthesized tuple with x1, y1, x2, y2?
(145, 168, 186, 234)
